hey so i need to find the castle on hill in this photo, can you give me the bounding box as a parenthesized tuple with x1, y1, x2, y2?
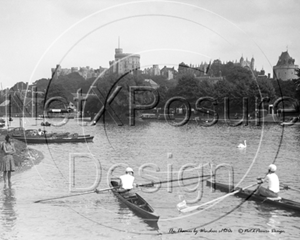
(273, 50, 298, 81)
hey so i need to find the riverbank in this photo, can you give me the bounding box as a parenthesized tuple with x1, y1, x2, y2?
(0, 134, 44, 181)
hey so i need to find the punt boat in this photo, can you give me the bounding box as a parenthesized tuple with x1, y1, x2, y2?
(110, 180, 159, 222)
(140, 113, 157, 120)
(12, 134, 93, 144)
(206, 180, 300, 212)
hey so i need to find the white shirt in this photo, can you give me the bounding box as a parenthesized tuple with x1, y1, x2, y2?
(119, 174, 135, 190)
(265, 173, 280, 193)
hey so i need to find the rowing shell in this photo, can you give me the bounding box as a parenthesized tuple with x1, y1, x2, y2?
(207, 180, 300, 212)
(12, 135, 94, 144)
(110, 180, 159, 222)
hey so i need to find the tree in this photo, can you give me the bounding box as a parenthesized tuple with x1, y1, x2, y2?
(83, 95, 102, 116)
(272, 79, 296, 99)
(56, 72, 85, 93)
(174, 74, 199, 101)
(33, 78, 50, 91)
(225, 66, 253, 84)
(44, 83, 72, 108)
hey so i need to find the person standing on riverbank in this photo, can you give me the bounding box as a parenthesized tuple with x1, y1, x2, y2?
(0, 135, 16, 186)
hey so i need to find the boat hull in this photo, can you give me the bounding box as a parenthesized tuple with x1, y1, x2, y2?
(12, 135, 94, 144)
(206, 180, 300, 212)
(110, 180, 159, 222)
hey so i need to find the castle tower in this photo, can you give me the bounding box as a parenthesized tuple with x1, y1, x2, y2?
(251, 57, 255, 70)
(273, 51, 298, 80)
(240, 55, 244, 65)
(109, 38, 140, 75)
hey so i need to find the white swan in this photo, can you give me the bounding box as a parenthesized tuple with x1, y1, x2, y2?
(238, 140, 247, 148)
(176, 195, 187, 211)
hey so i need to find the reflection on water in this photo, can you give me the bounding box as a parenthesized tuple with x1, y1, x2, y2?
(257, 203, 300, 220)
(0, 186, 17, 240)
(118, 202, 135, 224)
(257, 205, 281, 228)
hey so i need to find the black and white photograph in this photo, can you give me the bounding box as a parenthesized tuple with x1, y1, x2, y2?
(0, 0, 299, 239)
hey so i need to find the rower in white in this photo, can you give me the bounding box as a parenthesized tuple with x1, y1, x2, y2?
(238, 140, 247, 148)
(256, 164, 281, 199)
(118, 167, 138, 193)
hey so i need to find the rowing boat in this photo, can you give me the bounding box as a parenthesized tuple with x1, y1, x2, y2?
(206, 180, 300, 212)
(12, 135, 94, 144)
(110, 180, 159, 222)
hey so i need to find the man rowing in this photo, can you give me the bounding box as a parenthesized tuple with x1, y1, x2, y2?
(118, 167, 138, 193)
(256, 164, 280, 198)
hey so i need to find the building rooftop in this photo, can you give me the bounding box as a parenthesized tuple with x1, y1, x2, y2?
(276, 51, 296, 66)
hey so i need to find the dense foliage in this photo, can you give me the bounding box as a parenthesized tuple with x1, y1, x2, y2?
(5, 64, 300, 119)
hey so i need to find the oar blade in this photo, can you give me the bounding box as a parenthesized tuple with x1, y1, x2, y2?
(178, 182, 259, 213)
(179, 205, 200, 213)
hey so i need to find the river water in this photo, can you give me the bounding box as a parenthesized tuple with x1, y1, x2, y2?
(0, 117, 299, 240)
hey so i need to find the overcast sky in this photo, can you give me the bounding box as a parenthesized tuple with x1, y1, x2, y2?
(0, 0, 299, 89)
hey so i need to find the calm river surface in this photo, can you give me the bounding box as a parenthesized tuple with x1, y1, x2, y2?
(1, 117, 300, 240)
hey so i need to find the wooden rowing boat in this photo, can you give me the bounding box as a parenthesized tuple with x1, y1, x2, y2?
(206, 180, 300, 212)
(12, 135, 94, 144)
(110, 180, 159, 222)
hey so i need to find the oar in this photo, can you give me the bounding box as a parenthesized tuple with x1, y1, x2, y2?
(138, 174, 212, 187)
(34, 187, 113, 203)
(280, 184, 300, 193)
(179, 182, 259, 213)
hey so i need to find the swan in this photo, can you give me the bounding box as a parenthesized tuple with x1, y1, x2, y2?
(176, 195, 187, 211)
(238, 140, 247, 148)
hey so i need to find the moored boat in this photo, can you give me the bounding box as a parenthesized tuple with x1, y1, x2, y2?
(11, 130, 93, 144)
(157, 113, 175, 120)
(206, 180, 300, 213)
(110, 180, 159, 222)
(140, 113, 157, 120)
(41, 121, 51, 126)
(12, 135, 93, 144)
(12, 135, 94, 144)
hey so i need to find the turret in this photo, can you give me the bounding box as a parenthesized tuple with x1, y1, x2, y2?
(251, 56, 255, 70)
(240, 55, 244, 64)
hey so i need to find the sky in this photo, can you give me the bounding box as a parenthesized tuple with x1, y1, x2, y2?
(0, 0, 299, 89)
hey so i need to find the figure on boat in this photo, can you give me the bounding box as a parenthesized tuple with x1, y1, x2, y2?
(256, 164, 280, 198)
(118, 167, 138, 193)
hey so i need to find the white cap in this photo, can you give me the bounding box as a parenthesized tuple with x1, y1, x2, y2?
(268, 164, 277, 172)
(126, 167, 134, 173)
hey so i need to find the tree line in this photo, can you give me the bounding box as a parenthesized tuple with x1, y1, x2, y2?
(4, 63, 300, 119)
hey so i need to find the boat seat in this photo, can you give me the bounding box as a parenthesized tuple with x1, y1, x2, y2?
(267, 196, 282, 201)
(127, 196, 137, 199)
(138, 203, 147, 208)
(125, 195, 138, 200)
